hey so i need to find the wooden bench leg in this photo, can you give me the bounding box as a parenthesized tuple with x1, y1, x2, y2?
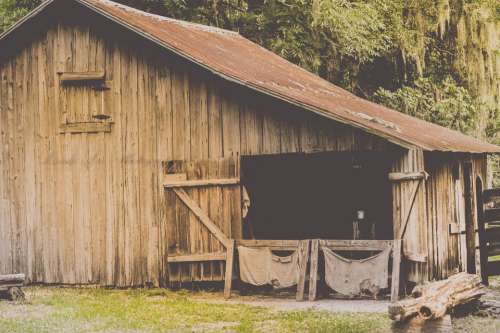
(296, 240, 310, 301)
(224, 239, 235, 299)
(391, 239, 402, 302)
(308, 239, 319, 301)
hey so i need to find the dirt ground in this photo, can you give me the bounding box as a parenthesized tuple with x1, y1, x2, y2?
(0, 279, 499, 332)
(207, 294, 389, 313)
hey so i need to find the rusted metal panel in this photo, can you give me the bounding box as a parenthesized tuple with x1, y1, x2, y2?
(2, 0, 500, 153)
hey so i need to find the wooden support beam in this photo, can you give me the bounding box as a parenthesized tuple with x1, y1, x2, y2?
(320, 239, 393, 251)
(484, 208, 500, 223)
(235, 239, 300, 250)
(391, 239, 403, 302)
(59, 71, 105, 82)
(167, 252, 226, 263)
(165, 178, 240, 189)
(296, 240, 310, 301)
(173, 188, 230, 248)
(308, 239, 319, 301)
(483, 189, 500, 201)
(59, 122, 112, 134)
(389, 171, 428, 182)
(404, 252, 427, 263)
(163, 173, 187, 184)
(224, 239, 235, 299)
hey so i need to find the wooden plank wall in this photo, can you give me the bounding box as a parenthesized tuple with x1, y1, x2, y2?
(392, 149, 428, 283)
(0, 18, 399, 286)
(424, 153, 488, 281)
(164, 160, 241, 283)
(425, 154, 461, 280)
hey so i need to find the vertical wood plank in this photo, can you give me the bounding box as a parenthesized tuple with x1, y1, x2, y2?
(24, 41, 36, 283)
(156, 62, 172, 286)
(262, 111, 281, 154)
(296, 240, 310, 301)
(223, 239, 235, 299)
(308, 239, 319, 301)
(391, 239, 402, 302)
(221, 92, 240, 158)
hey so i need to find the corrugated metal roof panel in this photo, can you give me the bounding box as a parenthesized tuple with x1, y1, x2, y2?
(3, 0, 500, 153)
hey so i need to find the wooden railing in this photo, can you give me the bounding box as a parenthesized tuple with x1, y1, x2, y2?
(235, 239, 311, 301)
(230, 238, 401, 302)
(307, 239, 401, 302)
(483, 188, 500, 279)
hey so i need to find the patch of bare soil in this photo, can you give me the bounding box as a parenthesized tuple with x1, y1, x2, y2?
(201, 292, 389, 313)
(190, 321, 240, 332)
(451, 279, 500, 333)
(0, 303, 54, 320)
(477, 278, 500, 317)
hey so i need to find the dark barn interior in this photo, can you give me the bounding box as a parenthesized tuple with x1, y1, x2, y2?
(241, 152, 394, 241)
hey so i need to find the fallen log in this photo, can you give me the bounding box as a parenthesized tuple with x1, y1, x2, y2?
(0, 274, 25, 288)
(388, 272, 485, 322)
(0, 274, 25, 301)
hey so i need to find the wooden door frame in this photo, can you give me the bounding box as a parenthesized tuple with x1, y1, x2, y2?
(475, 176, 488, 284)
(463, 162, 477, 275)
(163, 179, 241, 298)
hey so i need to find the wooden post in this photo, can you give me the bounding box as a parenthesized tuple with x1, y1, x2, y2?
(296, 240, 310, 301)
(391, 239, 403, 302)
(308, 239, 319, 301)
(224, 239, 235, 299)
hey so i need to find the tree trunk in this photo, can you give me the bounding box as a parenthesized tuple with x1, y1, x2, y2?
(389, 272, 485, 321)
(0, 274, 25, 286)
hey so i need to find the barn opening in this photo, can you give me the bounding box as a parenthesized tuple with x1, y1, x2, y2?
(241, 152, 394, 241)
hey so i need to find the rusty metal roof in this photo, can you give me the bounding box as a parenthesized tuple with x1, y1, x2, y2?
(3, 0, 499, 153)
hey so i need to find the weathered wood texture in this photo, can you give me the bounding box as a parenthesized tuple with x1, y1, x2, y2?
(0, 274, 25, 285)
(392, 151, 488, 284)
(0, 18, 397, 287)
(392, 149, 428, 283)
(423, 154, 488, 281)
(471, 156, 488, 278)
(388, 272, 484, 322)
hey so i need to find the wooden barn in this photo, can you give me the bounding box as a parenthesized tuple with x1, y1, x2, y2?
(0, 0, 499, 300)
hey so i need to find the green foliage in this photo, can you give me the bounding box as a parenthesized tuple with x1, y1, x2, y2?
(0, 0, 40, 32)
(311, 0, 401, 64)
(374, 77, 478, 134)
(160, 1, 415, 92)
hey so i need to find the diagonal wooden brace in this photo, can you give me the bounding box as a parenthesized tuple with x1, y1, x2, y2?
(173, 188, 230, 248)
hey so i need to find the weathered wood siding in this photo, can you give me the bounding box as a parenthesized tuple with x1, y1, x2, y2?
(0, 16, 397, 286)
(390, 149, 488, 284)
(391, 149, 428, 283)
(425, 154, 461, 280)
(424, 153, 488, 280)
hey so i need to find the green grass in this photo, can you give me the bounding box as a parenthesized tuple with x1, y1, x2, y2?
(0, 287, 390, 333)
(489, 255, 500, 261)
